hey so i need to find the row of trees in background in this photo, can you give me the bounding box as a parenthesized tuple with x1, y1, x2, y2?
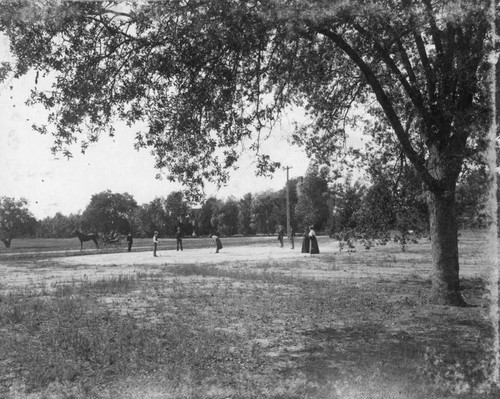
(1, 161, 495, 247)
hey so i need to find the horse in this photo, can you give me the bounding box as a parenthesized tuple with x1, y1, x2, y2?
(73, 230, 100, 251)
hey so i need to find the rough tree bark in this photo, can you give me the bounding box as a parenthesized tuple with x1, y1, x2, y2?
(428, 190, 466, 306)
(426, 144, 466, 306)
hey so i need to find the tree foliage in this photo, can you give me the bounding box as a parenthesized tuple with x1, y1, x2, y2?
(348, 120, 430, 249)
(38, 212, 81, 238)
(252, 190, 286, 235)
(295, 162, 330, 231)
(0, 196, 37, 247)
(164, 191, 192, 235)
(196, 197, 223, 236)
(133, 197, 167, 237)
(81, 190, 138, 234)
(1, 0, 495, 191)
(214, 197, 240, 236)
(456, 167, 498, 228)
(238, 193, 255, 236)
(330, 179, 366, 234)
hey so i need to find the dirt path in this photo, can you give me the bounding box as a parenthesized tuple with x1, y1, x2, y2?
(59, 244, 308, 265)
(0, 244, 325, 290)
(0, 233, 495, 292)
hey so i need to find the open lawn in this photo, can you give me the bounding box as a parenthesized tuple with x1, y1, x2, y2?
(0, 231, 499, 398)
(0, 235, 289, 256)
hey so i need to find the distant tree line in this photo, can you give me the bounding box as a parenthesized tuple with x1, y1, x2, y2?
(1, 162, 495, 248)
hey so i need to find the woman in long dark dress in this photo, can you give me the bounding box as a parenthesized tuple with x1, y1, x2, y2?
(309, 226, 320, 254)
(301, 228, 310, 253)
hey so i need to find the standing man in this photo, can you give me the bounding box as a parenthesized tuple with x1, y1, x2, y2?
(175, 226, 183, 251)
(153, 231, 159, 257)
(126, 232, 133, 252)
(277, 226, 284, 248)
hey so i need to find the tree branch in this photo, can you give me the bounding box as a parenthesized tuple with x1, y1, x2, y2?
(422, 0, 444, 58)
(351, 23, 429, 121)
(310, 24, 440, 192)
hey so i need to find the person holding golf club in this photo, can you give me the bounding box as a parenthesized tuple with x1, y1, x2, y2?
(212, 234, 223, 253)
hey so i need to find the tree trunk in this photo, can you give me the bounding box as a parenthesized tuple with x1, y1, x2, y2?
(428, 190, 467, 306)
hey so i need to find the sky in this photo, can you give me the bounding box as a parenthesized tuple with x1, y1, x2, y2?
(0, 35, 310, 220)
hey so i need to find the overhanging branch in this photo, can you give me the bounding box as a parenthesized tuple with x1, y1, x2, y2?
(310, 23, 440, 192)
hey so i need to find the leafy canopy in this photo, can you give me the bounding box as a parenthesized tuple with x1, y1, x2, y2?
(0, 196, 37, 246)
(82, 190, 138, 233)
(0, 0, 495, 200)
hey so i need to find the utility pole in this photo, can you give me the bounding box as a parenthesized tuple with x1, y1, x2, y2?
(284, 166, 292, 239)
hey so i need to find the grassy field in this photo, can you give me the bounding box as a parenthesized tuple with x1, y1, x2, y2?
(1, 231, 499, 398)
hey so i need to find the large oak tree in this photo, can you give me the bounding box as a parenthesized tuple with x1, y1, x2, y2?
(0, 0, 497, 305)
(81, 190, 138, 234)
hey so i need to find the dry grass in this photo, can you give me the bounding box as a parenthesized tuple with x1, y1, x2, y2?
(0, 231, 499, 398)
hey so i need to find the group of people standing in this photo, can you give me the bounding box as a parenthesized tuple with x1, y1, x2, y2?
(150, 228, 223, 257)
(152, 227, 187, 256)
(276, 225, 319, 254)
(133, 225, 318, 257)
